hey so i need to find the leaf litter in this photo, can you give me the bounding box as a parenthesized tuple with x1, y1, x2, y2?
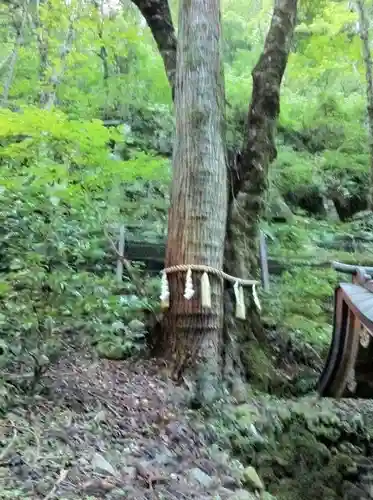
(0, 348, 247, 499)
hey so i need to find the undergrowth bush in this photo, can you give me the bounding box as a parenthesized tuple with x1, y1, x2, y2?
(262, 267, 336, 349)
(0, 107, 168, 406)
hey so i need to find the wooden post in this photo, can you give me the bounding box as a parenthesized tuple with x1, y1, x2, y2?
(259, 230, 270, 292)
(116, 225, 126, 283)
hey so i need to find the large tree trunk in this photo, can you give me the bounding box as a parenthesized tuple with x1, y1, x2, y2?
(158, 0, 228, 382)
(356, 0, 373, 211)
(132, 0, 297, 383)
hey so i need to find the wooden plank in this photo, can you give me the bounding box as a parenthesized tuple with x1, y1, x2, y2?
(318, 287, 348, 396)
(116, 225, 126, 283)
(122, 238, 342, 276)
(332, 260, 373, 275)
(340, 284, 373, 330)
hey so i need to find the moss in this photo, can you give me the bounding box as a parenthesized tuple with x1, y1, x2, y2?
(243, 343, 276, 392)
(284, 315, 330, 348)
(213, 397, 373, 500)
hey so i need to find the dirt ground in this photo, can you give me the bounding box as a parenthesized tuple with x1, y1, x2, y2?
(0, 348, 254, 500)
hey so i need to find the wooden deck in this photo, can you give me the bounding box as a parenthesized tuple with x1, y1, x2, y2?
(318, 262, 373, 398)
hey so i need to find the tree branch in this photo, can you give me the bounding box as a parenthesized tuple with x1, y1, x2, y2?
(238, 0, 298, 196)
(356, 0, 373, 210)
(130, 0, 176, 96)
(224, 0, 297, 285)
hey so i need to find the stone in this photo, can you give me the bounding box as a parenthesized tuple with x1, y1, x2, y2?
(323, 197, 340, 222)
(342, 481, 367, 499)
(94, 410, 107, 423)
(34, 479, 51, 496)
(187, 467, 215, 488)
(91, 452, 117, 476)
(154, 451, 174, 466)
(82, 479, 116, 495)
(122, 466, 137, 481)
(352, 209, 372, 220)
(228, 489, 257, 500)
(241, 466, 264, 491)
(268, 195, 294, 222)
(221, 475, 241, 490)
(127, 319, 145, 332)
(231, 378, 248, 404)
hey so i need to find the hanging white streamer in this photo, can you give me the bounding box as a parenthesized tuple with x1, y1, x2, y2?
(160, 270, 170, 303)
(184, 267, 195, 300)
(252, 284, 261, 311)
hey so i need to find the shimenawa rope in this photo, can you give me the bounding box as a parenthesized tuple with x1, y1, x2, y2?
(159, 264, 261, 319)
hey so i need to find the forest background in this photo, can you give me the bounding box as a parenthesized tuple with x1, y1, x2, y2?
(0, 0, 370, 360)
(1, 0, 373, 498)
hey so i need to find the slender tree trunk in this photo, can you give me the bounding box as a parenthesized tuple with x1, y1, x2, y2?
(130, 0, 176, 97)
(356, 0, 373, 211)
(1, 3, 28, 107)
(43, 16, 75, 110)
(93, 0, 110, 84)
(31, 0, 52, 105)
(159, 0, 228, 381)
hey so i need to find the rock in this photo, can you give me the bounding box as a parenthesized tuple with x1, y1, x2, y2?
(209, 447, 231, 466)
(122, 466, 137, 481)
(221, 475, 241, 489)
(154, 451, 174, 466)
(268, 195, 294, 222)
(342, 481, 368, 500)
(91, 452, 117, 476)
(352, 209, 372, 221)
(94, 410, 107, 423)
(356, 230, 373, 241)
(323, 198, 339, 222)
(231, 378, 248, 404)
(127, 319, 145, 332)
(187, 467, 215, 488)
(228, 489, 257, 499)
(362, 482, 373, 498)
(111, 486, 138, 498)
(241, 466, 264, 491)
(82, 479, 116, 495)
(34, 479, 51, 496)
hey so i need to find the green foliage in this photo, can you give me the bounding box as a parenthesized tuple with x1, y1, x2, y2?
(0, 182, 149, 373)
(0, 0, 370, 404)
(262, 219, 339, 347)
(0, 107, 168, 190)
(0, 106, 168, 406)
(263, 267, 335, 348)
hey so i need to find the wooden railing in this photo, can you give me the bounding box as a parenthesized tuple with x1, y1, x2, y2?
(318, 261, 373, 398)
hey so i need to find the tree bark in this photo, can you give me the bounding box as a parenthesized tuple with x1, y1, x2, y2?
(356, 0, 373, 211)
(223, 0, 297, 380)
(226, 0, 297, 290)
(158, 0, 228, 382)
(93, 0, 110, 83)
(43, 17, 75, 110)
(1, 3, 28, 108)
(131, 0, 297, 381)
(30, 0, 51, 105)
(130, 0, 176, 97)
